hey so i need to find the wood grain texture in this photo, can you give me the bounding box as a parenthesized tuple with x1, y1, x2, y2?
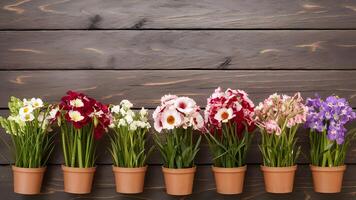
(0, 0, 356, 29)
(0, 164, 356, 199)
(0, 70, 356, 109)
(0, 31, 356, 69)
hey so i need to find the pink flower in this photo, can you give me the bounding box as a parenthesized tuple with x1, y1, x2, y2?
(204, 87, 256, 134)
(265, 120, 281, 135)
(153, 95, 203, 132)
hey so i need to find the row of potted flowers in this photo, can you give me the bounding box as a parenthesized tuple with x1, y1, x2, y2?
(0, 88, 355, 195)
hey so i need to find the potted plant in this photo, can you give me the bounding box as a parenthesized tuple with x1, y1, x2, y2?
(0, 97, 57, 195)
(153, 95, 204, 195)
(108, 100, 153, 194)
(58, 91, 111, 194)
(204, 87, 255, 194)
(305, 95, 356, 193)
(255, 93, 307, 193)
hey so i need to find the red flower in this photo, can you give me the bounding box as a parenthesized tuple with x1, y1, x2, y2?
(59, 91, 112, 140)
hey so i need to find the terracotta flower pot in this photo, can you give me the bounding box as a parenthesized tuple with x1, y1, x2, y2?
(310, 165, 346, 193)
(162, 166, 196, 195)
(212, 165, 247, 194)
(261, 165, 297, 193)
(62, 165, 96, 194)
(113, 166, 147, 194)
(12, 166, 46, 195)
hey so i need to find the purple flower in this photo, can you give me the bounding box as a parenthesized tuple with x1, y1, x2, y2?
(305, 95, 356, 144)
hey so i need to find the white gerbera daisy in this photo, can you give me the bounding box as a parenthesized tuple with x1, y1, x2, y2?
(68, 110, 84, 122)
(31, 98, 44, 108)
(20, 113, 35, 122)
(162, 109, 182, 129)
(174, 97, 196, 114)
(70, 98, 84, 108)
(19, 105, 33, 116)
(214, 108, 234, 123)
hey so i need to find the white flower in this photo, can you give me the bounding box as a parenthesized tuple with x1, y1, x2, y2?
(161, 109, 182, 129)
(190, 113, 204, 130)
(129, 122, 138, 131)
(124, 115, 133, 124)
(49, 107, 59, 119)
(161, 94, 178, 105)
(118, 118, 127, 127)
(140, 107, 148, 117)
(120, 107, 127, 115)
(31, 98, 44, 108)
(111, 105, 121, 114)
(23, 98, 31, 106)
(126, 110, 135, 117)
(19, 105, 33, 116)
(120, 100, 133, 109)
(68, 110, 84, 122)
(214, 108, 234, 123)
(38, 112, 45, 121)
(174, 97, 196, 114)
(234, 102, 242, 111)
(109, 123, 115, 128)
(20, 113, 34, 122)
(70, 98, 84, 108)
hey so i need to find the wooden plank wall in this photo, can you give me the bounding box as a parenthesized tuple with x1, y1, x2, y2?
(0, 0, 356, 199)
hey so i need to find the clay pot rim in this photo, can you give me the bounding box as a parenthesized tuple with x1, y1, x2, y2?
(113, 165, 147, 173)
(310, 165, 346, 172)
(12, 165, 47, 173)
(261, 165, 297, 172)
(61, 165, 96, 173)
(162, 166, 196, 174)
(212, 165, 247, 173)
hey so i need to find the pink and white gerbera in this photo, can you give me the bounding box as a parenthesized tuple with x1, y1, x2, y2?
(153, 94, 204, 132)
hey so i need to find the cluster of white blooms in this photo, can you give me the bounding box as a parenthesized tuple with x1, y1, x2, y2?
(0, 97, 57, 135)
(110, 100, 150, 132)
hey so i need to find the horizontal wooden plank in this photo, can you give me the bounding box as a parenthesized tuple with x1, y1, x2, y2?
(0, 31, 356, 69)
(0, 0, 356, 29)
(0, 70, 356, 109)
(1, 110, 356, 165)
(0, 164, 355, 199)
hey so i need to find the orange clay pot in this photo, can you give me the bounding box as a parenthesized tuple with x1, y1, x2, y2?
(113, 166, 147, 194)
(212, 165, 247, 194)
(12, 166, 46, 195)
(310, 165, 346, 193)
(62, 165, 96, 194)
(261, 165, 297, 193)
(162, 166, 196, 196)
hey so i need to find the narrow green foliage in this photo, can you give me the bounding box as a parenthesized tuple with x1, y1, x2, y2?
(259, 125, 301, 167)
(310, 128, 356, 167)
(0, 97, 55, 168)
(154, 127, 201, 169)
(205, 122, 253, 168)
(60, 119, 96, 168)
(109, 125, 153, 168)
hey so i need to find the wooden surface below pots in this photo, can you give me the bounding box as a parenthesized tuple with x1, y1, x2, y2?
(112, 166, 147, 194)
(162, 166, 196, 196)
(310, 165, 346, 193)
(212, 165, 247, 194)
(12, 166, 46, 195)
(261, 165, 297, 193)
(61, 165, 96, 194)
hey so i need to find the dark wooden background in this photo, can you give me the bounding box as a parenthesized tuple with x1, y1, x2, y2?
(0, 0, 356, 199)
